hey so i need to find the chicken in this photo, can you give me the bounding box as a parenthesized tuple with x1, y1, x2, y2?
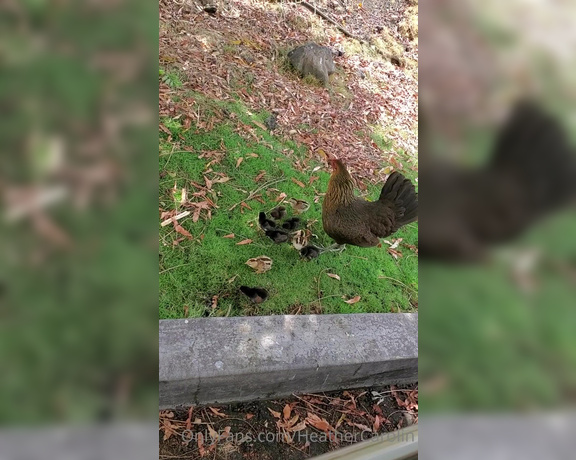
(270, 206, 286, 220)
(258, 211, 276, 231)
(239, 286, 268, 303)
(282, 217, 301, 230)
(265, 229, 289, 244)
(300, 245, 321, 259)
(419, 101, 576, 262)
(322, 159, 418, 248)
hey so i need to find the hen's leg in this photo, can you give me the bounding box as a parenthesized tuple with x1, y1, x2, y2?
(323, 243, 346, 253)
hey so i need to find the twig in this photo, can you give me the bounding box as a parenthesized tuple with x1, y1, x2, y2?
(378, 276, 417, 293)
(228, 177, 286, 211)
(160, 210, 191, 227)
(160, 263, 192, 275)
(296, 1, 365, 42)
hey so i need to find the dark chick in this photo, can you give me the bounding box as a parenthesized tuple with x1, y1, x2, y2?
(282, 217, 301, 230)
(239, 286, 268, 303)
(270, 206, 286, 220)
(265, 229, 289, 243)
(300, 245, 320, 260)
(258, 211, 276, 231)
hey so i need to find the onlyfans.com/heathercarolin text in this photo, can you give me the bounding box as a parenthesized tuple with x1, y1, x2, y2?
(182, 428, 415, 445)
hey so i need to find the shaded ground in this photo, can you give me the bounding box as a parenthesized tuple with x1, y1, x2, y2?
(160, 383, 418, 459)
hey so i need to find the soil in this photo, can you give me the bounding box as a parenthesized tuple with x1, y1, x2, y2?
(160, 383, 418, 459)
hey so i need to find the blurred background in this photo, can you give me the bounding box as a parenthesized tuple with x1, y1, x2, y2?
(0, 0, 158, 458)
(419, 0, 576, 457)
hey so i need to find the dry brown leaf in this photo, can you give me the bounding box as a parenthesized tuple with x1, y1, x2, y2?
(207, 424, 219, 441)
(288, 421, 307, 432)
(209, 407, 226, 417)
(309, 176, 320, 185)
(197, 432, 206, 457)
(327, 273, 341, 281)
(236, 157, 244, 168)
(236, 239, 253, 245)
(306, 413, 334, 432)
(247, 152, 259, 158)
(222, 233, 235, 239)
(245, 256, 272, 274)
(275, 192, 287, 203)
(291, 177, 306, 188)
(240, 201, 252, 210)
(254, 170, 266, 182)
(268, 408, 281, 418)
(175, 223, 193, 239)
(387, 248, 403, 259)
(343, 295, 361, 304)
(347, 421, 372, 432)
(283, 404, 291, 420)
(246, 413, 255, 420)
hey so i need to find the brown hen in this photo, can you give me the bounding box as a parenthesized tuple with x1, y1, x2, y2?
(322, 159, 418, 247)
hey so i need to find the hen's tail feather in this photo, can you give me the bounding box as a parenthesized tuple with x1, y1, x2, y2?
(379, 172, 418, 226)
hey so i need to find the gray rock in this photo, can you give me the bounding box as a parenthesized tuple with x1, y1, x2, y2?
(288, 43, 336, 86)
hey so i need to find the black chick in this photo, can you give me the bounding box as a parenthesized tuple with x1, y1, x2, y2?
(282, 217, 301, 231)
(265, 229, 289, 243)
(239, 286, 268, 303)
(270, 206, 286, 220)
(258, 212, 276, 231)
(300, 245, 320, 260)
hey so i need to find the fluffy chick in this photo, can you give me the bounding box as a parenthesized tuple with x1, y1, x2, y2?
(265, 229, 289, 243)
(270, 206, 286, 220)
(258, 211, 276, 231)
(300, 245, 320, 260)
(239, 286, 268, 303)
(282, 217, 301, 230)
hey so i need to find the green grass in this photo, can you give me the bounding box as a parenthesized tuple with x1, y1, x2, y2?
(159, 94, 418, 318)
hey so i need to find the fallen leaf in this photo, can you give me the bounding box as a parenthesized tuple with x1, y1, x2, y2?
(236, 239, 253, 245)
(254, 170, 266, 182)
(183, 305, 189, 317)
(347, 421, 372, 432)
(268, 408, 281, 418)
(327, 273, 341, 281)
(236, 157, 244, 168)
(283, 404, 291, 420)
(309, 176, 320, 185)
(343, 295, 361, 304)
(288, 421, 307, 432)
(197, 433, 205, 457)
(246, 413, 255, 420)
(275, 192, 288, 203)
(175, 223, 193, 239)
(306, 413, 334, 432)
(209, 407, 227, 417)
(245, 256, 273, 274)
(222, 234, 235, 239)
(227, 274, 239, 284)
(207, 424, 219, 441)
(291, 178, 306, 188)
(387, 248, 403, 259)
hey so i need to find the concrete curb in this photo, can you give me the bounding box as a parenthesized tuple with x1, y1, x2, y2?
(160, 313, 418, 409)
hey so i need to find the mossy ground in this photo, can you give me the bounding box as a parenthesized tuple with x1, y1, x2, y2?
(159, 95, 418, 318)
